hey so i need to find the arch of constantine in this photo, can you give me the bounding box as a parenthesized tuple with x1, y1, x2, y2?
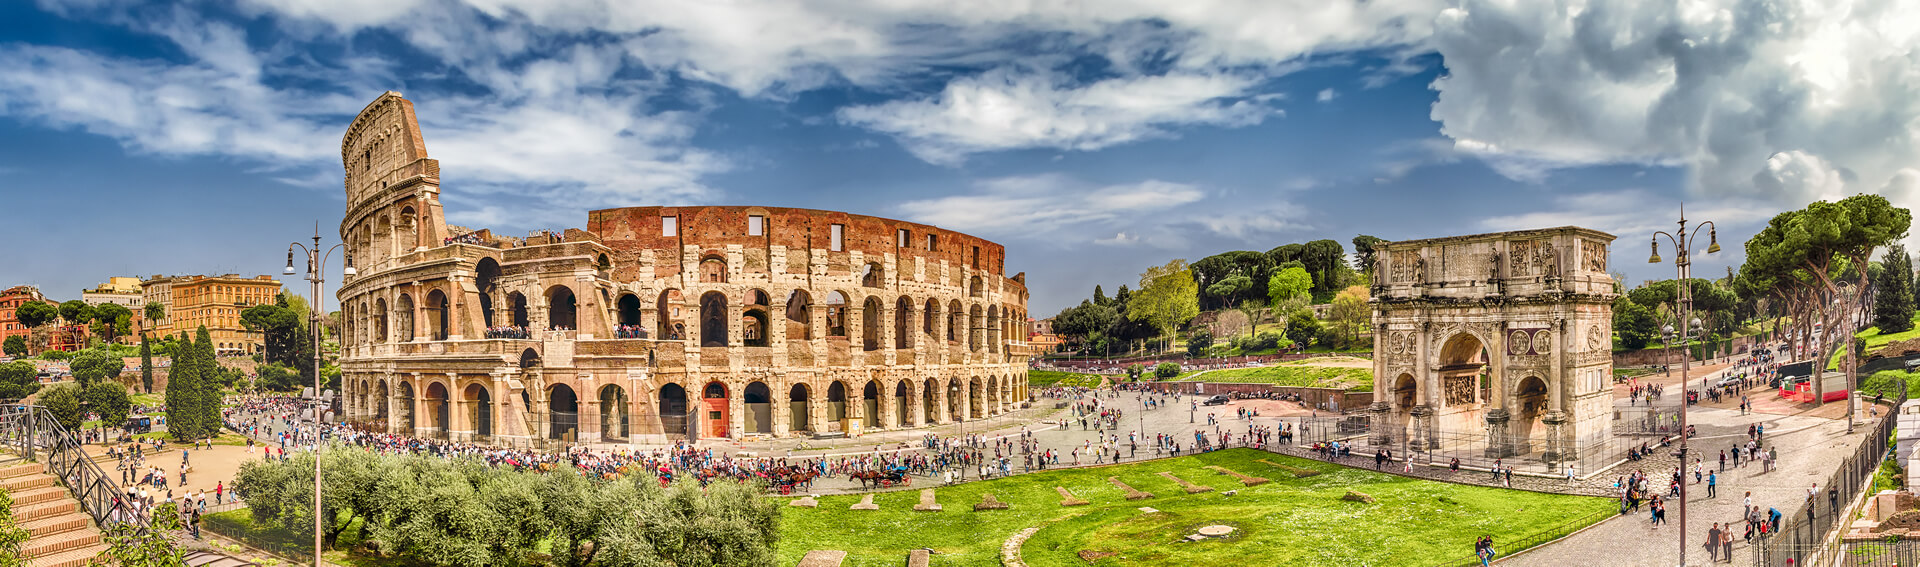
(1367, 227, 1617, 469)
(333, 92, 1036, 445)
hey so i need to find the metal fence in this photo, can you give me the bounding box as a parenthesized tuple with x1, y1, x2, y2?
(1614, 403, 1684, 436)
(1430, 508, 1618, 567)
(0, 404, 145, 530)
(1297, 414, 1634, 478)
(1751, 388, 1906, 567)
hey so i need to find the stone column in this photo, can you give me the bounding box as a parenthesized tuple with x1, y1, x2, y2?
(580, 396, 602, 444)
(1482, 408, 1513, 458)
(932, 381, 948, 424)
(448, 373, 474, 441)
(729, 381, 746, 440)
(772, 376, 791, 437)
(1411, 405, 1436, 451)
(1368, 401, 1393, 446)
(911, 383, 927, 427)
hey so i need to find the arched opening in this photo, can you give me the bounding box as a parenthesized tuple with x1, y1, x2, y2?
(476, 258, 500, 328)
(702, 381, 729, 438)
(425, 289, 450, 340)
(518, 348, 541, 369)
(895, 297, 913, 349)
(862, 380, 881, 428)
(373, 298, 388, 343)
(596, 253, 612, 272)
(374, 380, 390, 421)
(547, 286, 577, 331)
(923, 378, 939, 423)
(744, 382, 772, 434)
(464, 383, 492, 438)
(743, 290, 769, 347)
(895, 381, 913, 426)
(395, 294, 415, 341)
(861, 263, 884, 287)
(1437, 333, 1489, 408)
(923, 298, 939, 339)
(599, 384, 629, 441)
(987, 375, 999, 413)
(699, 256, 728, 283)
(969, 377, 983, 419)
(397, 206, 418, 251)
(374, 214, 393, 264)
(425, 381, 450, 439)
(699, 291, 728, 347)
(968, 305, 984, 351)
(946, 378, 962, 421)
(947, 300, 962, 343)
(617, 294, 643, 327)
(987, 306, 1000, 353)
(969, 275, 982, 298)
(548, 384, 579, 441)
(657, 289, 685, 340)
(825, 292, 848, 338)
(1511, 376, 1550, 454)
(785, 290, 813, 341)
(827, 380, 848, 432)
(861, 296, 883, 351)
(788, 383, 812, 433)
(398, 381, 416, 432)
(509, 292, 530, 328)
(660, 383, 689, 440)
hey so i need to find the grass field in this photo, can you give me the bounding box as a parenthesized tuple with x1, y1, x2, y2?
(777, 449, 1614, 566)
(1028, 370, 1105, 389)
(1829, 311, 1919, 370)
(1172, 363, 1372, 391)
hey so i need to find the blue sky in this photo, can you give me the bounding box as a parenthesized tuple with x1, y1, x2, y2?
(2, 0, 1916, 314)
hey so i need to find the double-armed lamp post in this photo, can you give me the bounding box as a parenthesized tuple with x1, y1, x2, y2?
(285, 225, 353, 566)
(1648, 206, 1718, 567)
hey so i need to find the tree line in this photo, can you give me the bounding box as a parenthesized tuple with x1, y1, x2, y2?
(232, 448, 781, 566)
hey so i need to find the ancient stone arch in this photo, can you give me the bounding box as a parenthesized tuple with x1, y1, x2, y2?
(1368, 227, 1616, 467)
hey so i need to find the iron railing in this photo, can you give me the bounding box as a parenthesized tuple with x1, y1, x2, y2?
(0, 404, 144, 530)
(1751, 385, 1907, 567)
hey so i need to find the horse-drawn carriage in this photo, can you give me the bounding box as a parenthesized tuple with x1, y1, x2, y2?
(850, 466, 911, 489)
(765, 470, 818, 495)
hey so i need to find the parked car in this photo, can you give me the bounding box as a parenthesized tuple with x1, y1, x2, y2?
(1203, 394, 1230, 406)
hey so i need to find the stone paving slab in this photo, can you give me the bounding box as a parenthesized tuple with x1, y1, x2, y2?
(913, 488, 941, 511)
(1109, 477, 1153, 500)
(849, 493, 877, 510)
(1056, 486, 1089, 506)
(796, 550, 846, 567)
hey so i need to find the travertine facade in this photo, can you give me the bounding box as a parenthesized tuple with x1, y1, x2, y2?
(1367, 227, 1616, 464)
(336, 92, 1035, 444)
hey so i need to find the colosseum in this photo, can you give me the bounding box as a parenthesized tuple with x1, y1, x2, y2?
(336, 92, 1036, 445)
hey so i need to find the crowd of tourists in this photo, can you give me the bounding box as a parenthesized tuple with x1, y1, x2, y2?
(613, 324, 650, 339)
(485, 326, 531, 339)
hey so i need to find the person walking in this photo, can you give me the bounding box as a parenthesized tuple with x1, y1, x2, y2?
(1707, 471, 1717, 498)
(1706, 523, 1722, 562)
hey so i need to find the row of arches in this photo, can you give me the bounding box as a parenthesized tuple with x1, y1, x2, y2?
(344, 372, 1029, 442)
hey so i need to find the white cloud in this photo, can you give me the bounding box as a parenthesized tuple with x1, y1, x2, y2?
(1478, 189, 1776, 247)
(1427, 0, 1920, 206)
(840, 68, 1274, 165)
(897, 174, 1204, 235)
(1317, 88, 1337, 102)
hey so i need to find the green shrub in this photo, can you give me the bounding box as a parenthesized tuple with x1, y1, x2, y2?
(1187, 330, 1213, 356)
(1155, 362, 1181, 378)
(1126, 364, 1145, 379)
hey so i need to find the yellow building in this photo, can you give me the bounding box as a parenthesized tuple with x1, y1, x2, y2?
(164, 274, 283, 355)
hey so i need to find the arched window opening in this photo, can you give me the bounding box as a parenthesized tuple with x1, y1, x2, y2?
(617, 294, 643, 325)
(825, 291, 848, 338)
(699, 291, 728, 347)
(548, 384, 578, 440)
(861, 263, 884, 288)
(895, 297, 912, 349)
(923, 299, 938, 337)
(374, 298, 388, 343)
(861, 296, 883, 351)
(547, 286, 577, 331)
(397, 206, 418, 252)
(509, 292, 530, 329)
(785, 290, 812, 341)
(969, 275, 982, 298)
(743, 311, 768, 347)
(395, 294, 415, 341)
(744, 382, 772, 434)
(788, 384, 811, 432)
(657, 289, 684, 340)
(475, 258, 500, 328)
(700, 256, 727, 283)
(947, 300, 962, 342)
(425, 289, 450, 340)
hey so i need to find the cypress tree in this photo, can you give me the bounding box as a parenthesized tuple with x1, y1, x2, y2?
(194, 326, 221, 437)
(139, 336, 154, 394)
(1873, 245, 1915, 333)
(164, 331, 191, 440)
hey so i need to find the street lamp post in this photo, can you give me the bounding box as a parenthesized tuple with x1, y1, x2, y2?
(1838, 281, 1859, 433)
(285, 225, 354, 566)
(1649, 206, 1719, 567)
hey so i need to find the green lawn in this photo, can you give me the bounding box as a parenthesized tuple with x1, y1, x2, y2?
(1829, 311, 1920, 370)
(777, 449, 1614, 567)
(1028, 370, 1106, 389)
(1173, 362, 1372, 391)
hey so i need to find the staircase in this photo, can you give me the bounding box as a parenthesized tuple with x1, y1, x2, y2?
(3, 458, 108, 567)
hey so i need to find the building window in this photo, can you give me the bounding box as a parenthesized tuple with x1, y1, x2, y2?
(747, 215, 764, 236)
(925, 234, 937, 251)
(897, 228, 909, 247)
(829, 224, 845, 251)
(972, 246, 980, 267)
(662, 216, 678, 237)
